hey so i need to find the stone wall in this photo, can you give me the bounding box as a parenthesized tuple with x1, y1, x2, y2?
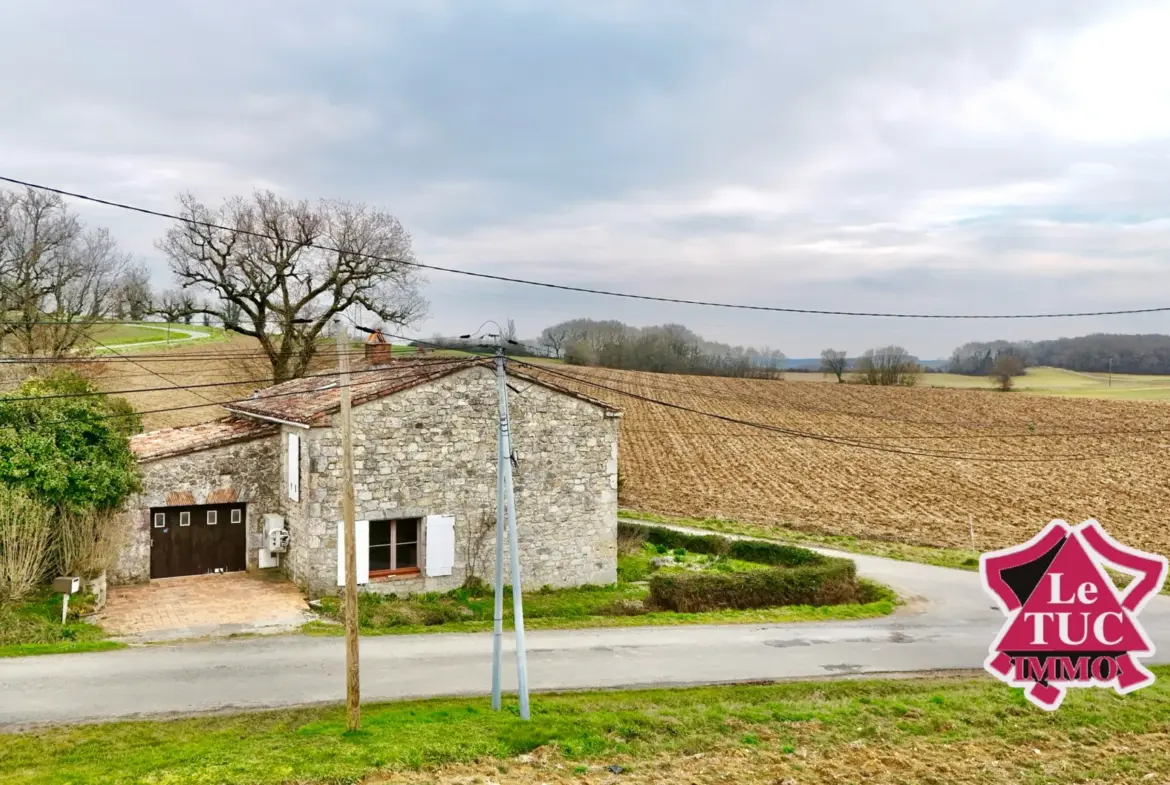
(281, 425, 311, 588)
(296, 364, 620, 598)
(111, 435, 281, 584)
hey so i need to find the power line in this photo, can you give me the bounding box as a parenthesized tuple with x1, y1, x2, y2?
(12, 358, 483, 428)
(512, 359, 1147, 462)
(4, 174, 1168, 320)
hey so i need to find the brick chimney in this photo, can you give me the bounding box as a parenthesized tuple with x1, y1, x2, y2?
(364, 329, 393, 365)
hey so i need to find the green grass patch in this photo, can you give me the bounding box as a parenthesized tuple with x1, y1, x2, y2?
(621, 512, 1170, 596)
(622, 511, 983, 571)
(0, 591, 122, 658)
(3, 668, 1169, 784)
(306, 573, 895, 637)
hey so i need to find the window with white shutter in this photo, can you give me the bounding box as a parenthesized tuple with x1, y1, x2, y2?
(336, 520, 370, 586)
(424, 515, 456, 577)
(287, 434, 300, 502)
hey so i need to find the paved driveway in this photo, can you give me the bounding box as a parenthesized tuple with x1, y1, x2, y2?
(94, 572, 311, 642)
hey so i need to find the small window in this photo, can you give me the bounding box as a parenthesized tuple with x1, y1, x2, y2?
(179, 511, 191, 527)
(207, 510, 217, 525)
(368, 518, 421, 575)
(231, 509, 242, 524)
(153, 513, 165, 529)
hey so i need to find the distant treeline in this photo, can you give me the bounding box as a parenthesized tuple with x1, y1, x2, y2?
(949, 333, 1170, 375)
(540, 318, 786, 378)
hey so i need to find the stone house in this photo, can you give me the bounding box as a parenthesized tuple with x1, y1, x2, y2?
(116, 356, 621, 598)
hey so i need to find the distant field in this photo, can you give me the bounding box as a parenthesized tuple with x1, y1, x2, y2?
(93, 335, 475, 430)
(784, 365, 1170, 401)
(524, 364, 1170, 559)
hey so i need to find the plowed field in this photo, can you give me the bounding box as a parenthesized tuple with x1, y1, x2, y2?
(524, 364, 1170, 557)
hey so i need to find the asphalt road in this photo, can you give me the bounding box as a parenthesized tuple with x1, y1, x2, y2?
(2, 539, 1167, 726)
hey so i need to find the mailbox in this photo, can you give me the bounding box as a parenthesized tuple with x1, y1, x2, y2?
(53, 576, 80, 595)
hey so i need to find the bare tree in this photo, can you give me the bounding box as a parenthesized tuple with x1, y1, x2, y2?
(158, 191, 427, 382)
(540, 323, 571, 358)
(989, 354, 1024, 392)
(154, 289, 194, 323)
(820, 349, 848, 382)
(0, 188, 127, 357)
(115, 263, 153, 321)
(221, 297, 243, 330)
(856, 346, 921, 386)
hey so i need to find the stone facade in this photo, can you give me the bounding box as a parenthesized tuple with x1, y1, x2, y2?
(115, 363, 620, 599)
(112, 436, 281, 583)
(289, 364, 620, 598)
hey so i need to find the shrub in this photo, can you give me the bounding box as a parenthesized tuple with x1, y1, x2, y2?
(0, 487, 53, 602)
(0, 371, 141, 512)
(54, 508, 128, 579)
(620, 522, 820, 567)
(600, 598, 648, 616)
(616, 553, 652, 583)
(616, 526, 646, 556)
(649, 557, 859, 613)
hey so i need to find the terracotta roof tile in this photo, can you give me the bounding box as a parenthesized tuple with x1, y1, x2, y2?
(130, 417, 279, 462)
(222, 356, 619, 426)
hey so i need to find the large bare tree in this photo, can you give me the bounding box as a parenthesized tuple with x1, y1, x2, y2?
(0, 188, 127, 357)
(819, 348, 848, 382)
(114, 263, 154, 320)
(158, 191, 427, 382)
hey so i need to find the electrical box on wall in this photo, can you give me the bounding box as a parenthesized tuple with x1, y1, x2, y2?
(259, 514, 287, 569)
(267, 529, 290, 553)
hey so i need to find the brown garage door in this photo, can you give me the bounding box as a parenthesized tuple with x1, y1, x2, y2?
(149, 503, 247, 579)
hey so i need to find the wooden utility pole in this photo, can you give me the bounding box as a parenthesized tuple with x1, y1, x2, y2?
(336, 318, 361, 731)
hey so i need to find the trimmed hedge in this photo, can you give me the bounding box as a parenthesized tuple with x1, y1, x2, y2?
(649, 557, 859, 612)
(621, 522, 862, 612)
(621, 522, 820, 567)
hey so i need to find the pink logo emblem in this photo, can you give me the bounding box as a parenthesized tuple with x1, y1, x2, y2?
(981, 519, 1167, 710)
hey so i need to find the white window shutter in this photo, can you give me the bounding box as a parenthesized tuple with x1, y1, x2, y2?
(337, 520, 370, 586)
(425, 515, 456, 577)
(356, 520, 370, 585)
(287, 434, 300, 502)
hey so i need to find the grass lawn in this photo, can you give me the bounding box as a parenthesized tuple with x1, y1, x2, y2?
(3, 669, 1168, 784)
(625, 512, 1170, 596)
(84, 322, 225, 349)
(623, 511, 983, 571)
(304, 542, 896, 637)
(0, 592, 123, 658)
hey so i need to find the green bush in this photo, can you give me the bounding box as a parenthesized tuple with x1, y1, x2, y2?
(0, 371, 141, 511)
(649, 557, 859, 613)
(619, 522, 820, 567)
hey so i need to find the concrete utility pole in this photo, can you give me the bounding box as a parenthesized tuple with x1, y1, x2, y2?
(492, 345, 531, 720)
(335, 318, 361, 731)
(491, 374, 506, 711)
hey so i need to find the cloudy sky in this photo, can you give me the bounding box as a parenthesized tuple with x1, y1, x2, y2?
(3, 0, 1170, 358)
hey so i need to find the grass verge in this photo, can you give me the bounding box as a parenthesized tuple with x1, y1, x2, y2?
(3, 669, 1169, 784)
(622, 511, 983, 571)
(0, 592, 123, 658)
(303, 578, 897, 637)
(622, 511, 1170, 596)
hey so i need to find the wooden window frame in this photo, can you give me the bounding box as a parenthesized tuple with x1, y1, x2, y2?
(206, 510, 217, 525)
(368, 518, 422, 578)
(179, 511, 191, 527)
(231, 508, 242, 524)
(153, 512, 166, 529)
